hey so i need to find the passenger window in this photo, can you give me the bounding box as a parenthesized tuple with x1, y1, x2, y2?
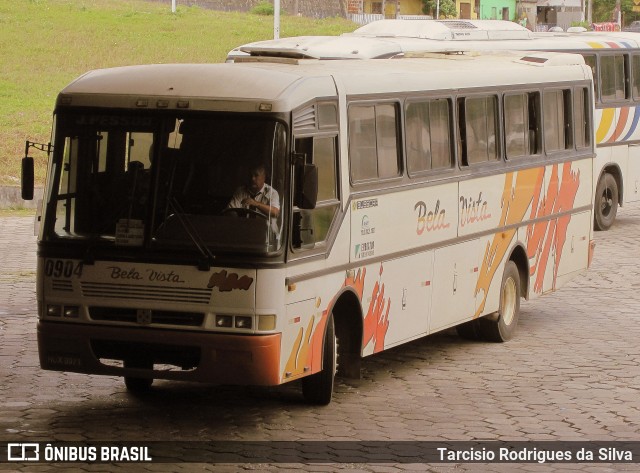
(406, 98, 452, 175)
(632, 55, 640, 100)
(504, 92, 541, 159)
(601, 54, 627, 102)
(459, 96, 499, 165)
(574, 87, 591, 149)
(583, 55, 598, 102)
(544, 89, 572, 152)
(349, 103, 400, 182)
(504, 94, 528, 158)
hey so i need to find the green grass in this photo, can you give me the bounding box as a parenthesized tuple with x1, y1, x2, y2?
(0, 0, 357, 186)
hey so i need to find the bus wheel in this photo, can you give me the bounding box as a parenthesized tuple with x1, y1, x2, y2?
(456, 319, 483, 340)
(124, 360, 153, 392)
(124, 376, 153, 392)
(594, 173, 618, 231)
(480, 261, 520, 343)
(301, 315, 336, 405)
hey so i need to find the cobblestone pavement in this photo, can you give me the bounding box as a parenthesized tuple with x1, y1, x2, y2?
(1, 203, 639, 473)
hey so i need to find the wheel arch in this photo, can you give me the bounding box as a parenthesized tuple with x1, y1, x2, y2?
(508, 243, 529, 301)
(599, 164, 623, 205)
(327, 286, 364, 378)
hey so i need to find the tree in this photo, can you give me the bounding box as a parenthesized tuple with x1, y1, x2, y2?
(422, 0, 458, 18)
(592, 0, 637, 23)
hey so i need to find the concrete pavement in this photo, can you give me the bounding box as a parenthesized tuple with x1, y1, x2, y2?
(0, 203, 639, 472)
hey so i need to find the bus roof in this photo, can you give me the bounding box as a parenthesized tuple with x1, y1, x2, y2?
(58, 51, 590, 113)
(351, 19, 534, 40)
(227, 19, 640, 62)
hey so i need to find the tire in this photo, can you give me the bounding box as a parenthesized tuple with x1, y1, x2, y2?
(479, 261, 521, 343)
(124, 359, 153, 393)
(302, 315, 336, 405)
(124, 376, 153, 392)
(594, 173, 619, 231)
(456, 319, 483, 340)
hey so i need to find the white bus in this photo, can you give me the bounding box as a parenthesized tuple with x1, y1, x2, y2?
(230, 19, 640, 230)
(22, 51, 595, 404)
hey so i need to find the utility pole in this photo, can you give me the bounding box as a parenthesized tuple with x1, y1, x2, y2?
(274, 0, 280, 39)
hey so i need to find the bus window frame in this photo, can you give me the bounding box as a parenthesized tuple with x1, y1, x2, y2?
(573, 85, 593, 151)
(598, 51, 630, 105)
(289, 131, 342, 257)
(542, 87, 574, 157)
(403, 96, 456, 179)
(631, 53, 640, 102)
(347, 99, 404, 187)
(456, 92, 503, 170)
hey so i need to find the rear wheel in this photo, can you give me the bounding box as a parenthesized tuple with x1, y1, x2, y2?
(479, 261, 521, 342)
(302, 315, 336, 405)
(594, 173, 618, 231)
(456, 319, 483, 340)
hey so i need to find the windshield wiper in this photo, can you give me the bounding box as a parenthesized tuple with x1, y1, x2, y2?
(167, 197, 216, 271)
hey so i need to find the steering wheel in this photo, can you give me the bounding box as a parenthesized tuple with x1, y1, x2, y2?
(221, 207, 268, 220)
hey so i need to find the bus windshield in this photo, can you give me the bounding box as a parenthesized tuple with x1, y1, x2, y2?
(47, 111, 287, 254)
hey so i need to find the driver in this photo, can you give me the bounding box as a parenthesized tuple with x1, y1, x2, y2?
(226, 164, 280, 218)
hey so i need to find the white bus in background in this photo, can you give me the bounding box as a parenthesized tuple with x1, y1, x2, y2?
(229, 19, 640, 230)
(22, 51, 595, 405)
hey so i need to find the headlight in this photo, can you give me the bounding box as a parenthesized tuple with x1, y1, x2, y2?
(63, 306, 80, 318)
(47, 305, 62, 317)
(215, 315, 233, 328)
(235, 316, 252, 329)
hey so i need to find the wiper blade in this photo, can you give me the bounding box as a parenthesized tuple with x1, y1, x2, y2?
(167, 197, 216, 271)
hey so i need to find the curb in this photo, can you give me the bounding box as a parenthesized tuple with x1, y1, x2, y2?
(0, 186, 43, 209)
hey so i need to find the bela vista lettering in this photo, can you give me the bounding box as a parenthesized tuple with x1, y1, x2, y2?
(415, 199, 450, 235)
(108, 266, 185, 283)
(460, 192, 492, 227)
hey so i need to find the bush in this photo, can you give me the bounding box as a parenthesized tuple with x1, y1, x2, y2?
(251, 1, 274, 16)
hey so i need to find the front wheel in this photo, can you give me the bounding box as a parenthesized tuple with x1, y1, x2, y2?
(124, 359, 153, 393)
(301, 315, 336, 405)
(594, 173, 619, 231)
(124, 376, 153, 392)
(479, 261, 521, 342)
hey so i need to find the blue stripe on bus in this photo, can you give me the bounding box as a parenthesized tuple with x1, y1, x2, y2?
(621, 106, 640, 142)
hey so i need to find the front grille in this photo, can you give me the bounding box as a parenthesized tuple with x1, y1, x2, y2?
(51, 279, 73, 292)
(81, 282, 212, 304)
(90, 307, 205, 327)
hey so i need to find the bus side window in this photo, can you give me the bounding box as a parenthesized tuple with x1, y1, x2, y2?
(574, 87, 591, 149)
(348, 103, 401, 182)
(583, 54, 599, 103)
(293, 136, 339, 250)
(600, 54, 627, 102)
(504, 92, 541, 160)
(504, 93, 528, 159)
(632, 54, 640, 101)
(459, 95, 499, 165)
(406, 98, 452, 175)
(543, 89, 572, 153)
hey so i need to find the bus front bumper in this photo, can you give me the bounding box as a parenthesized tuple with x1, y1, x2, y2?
(37, 321, 282, 386)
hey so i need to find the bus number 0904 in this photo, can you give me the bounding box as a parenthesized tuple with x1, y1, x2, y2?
(44, 259, 84, 278)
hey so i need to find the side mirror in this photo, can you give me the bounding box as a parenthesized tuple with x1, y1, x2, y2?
(21, 157, 34, 201)
(295, 163, 318, 210)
